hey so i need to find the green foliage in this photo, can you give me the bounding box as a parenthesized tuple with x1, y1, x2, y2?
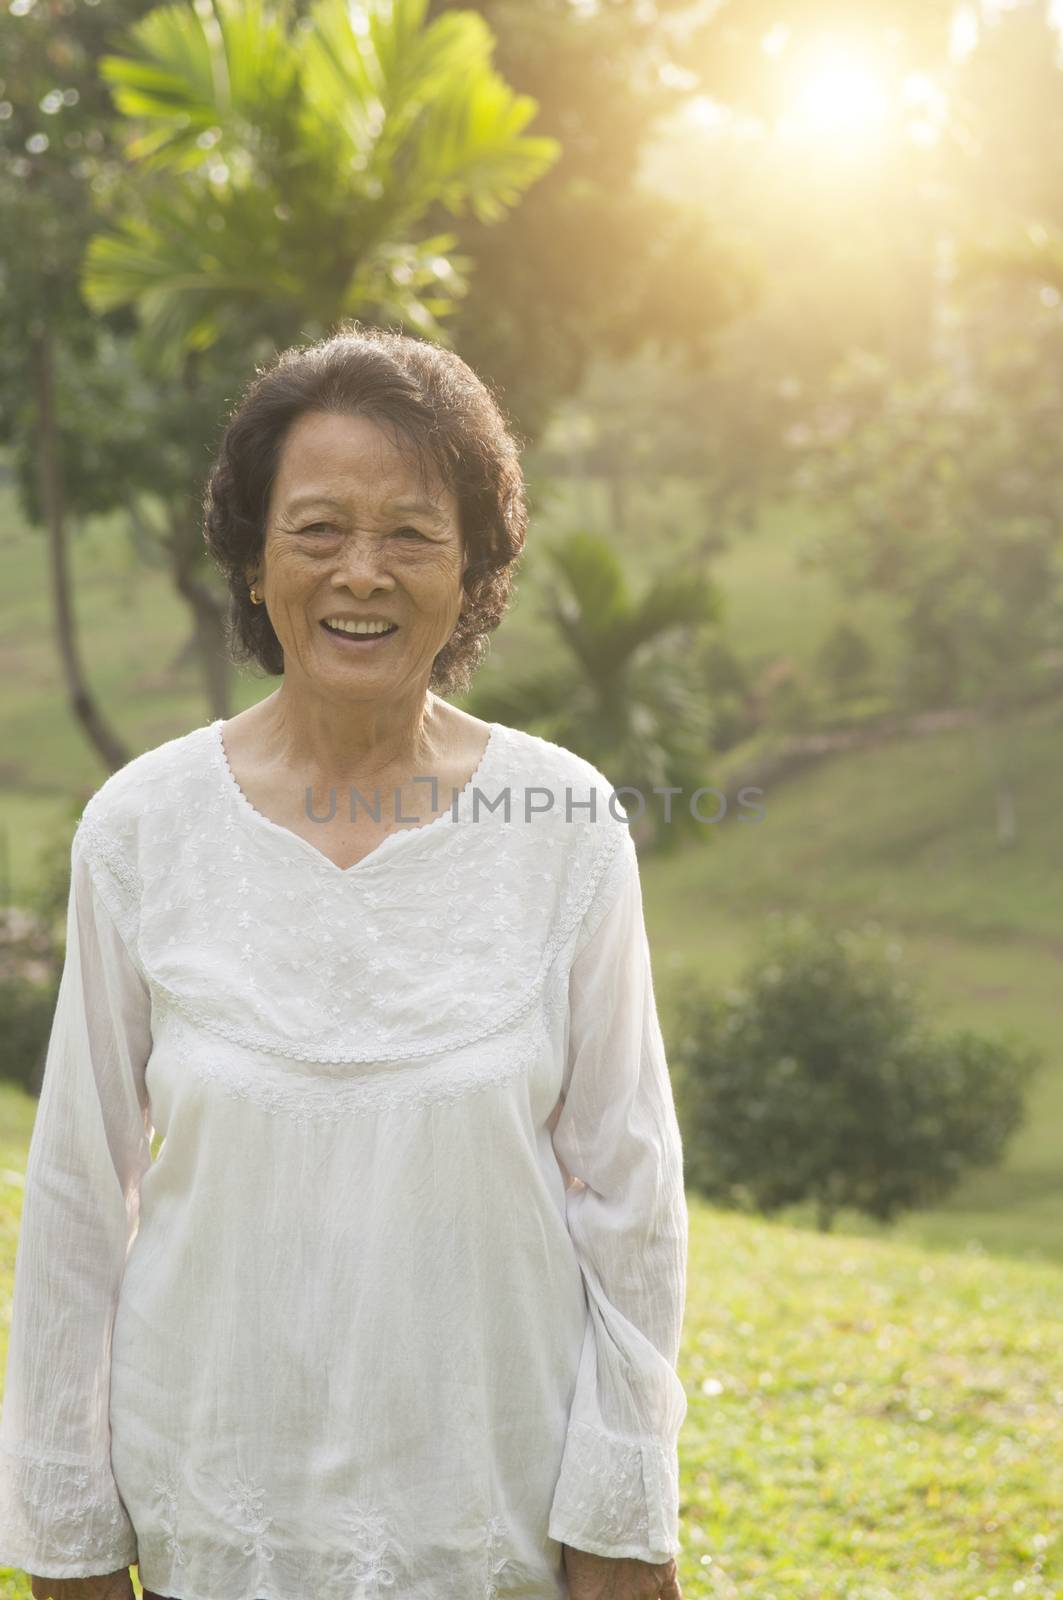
(82, 0, 560, 366)
(0, 907, 61, 1099)
(671, 914, 1040, 1232)
(0, 976, 56, 1098)
(693, 637, 759, 754)
(754, 655, 816, 737)
(541, 529, 719, 676)
(466, 528, 721, 852)
(816, 620, 876, 702)
(0, 805, 77, 1096)
(432, 2, 756, 440)
(794, 291, 1063, 722)
(0, 0, 157, 491)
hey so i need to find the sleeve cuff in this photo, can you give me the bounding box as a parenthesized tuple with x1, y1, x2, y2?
(0, 1444, 138, 1579)
(547, 1419, 681, 1564)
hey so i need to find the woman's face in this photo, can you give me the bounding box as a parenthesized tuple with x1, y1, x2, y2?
(248, 410, 466, 700)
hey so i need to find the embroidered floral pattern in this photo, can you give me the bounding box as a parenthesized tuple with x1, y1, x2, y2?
(128, 1475, 526, 1600)
(482, 1512, 515, 1598)
(151, 1465, 186, 1570)
(226, 1470, 276, 1568)
(73, 721, 629, 1068)
(0, 1445, 137, 1575)
(548, 1421, 681, 1565)
(572, 831, 633, 961)
(336, 1500, 399, 1593)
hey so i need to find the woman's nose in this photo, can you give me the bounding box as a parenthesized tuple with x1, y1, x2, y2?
(332, 536, 395, 593)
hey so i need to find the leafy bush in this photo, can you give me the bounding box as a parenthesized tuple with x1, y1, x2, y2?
(0, 808, 78, 1097)
(669, 913, 1040, 1231)
(0, 901, 62, 1095)
(815, 620, 876, 701)
(0, 972, 58, 1096)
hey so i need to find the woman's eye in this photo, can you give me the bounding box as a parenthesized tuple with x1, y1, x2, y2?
(299, 523, 425, 538)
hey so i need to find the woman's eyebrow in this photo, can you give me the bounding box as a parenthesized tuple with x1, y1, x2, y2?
(282, 492, 448, 525)
(389, 498, 449, 525)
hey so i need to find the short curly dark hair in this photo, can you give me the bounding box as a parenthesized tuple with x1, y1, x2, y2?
(202, 322, 528, 699)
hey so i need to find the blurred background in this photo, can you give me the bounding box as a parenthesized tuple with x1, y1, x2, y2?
(1, 1, 1061, 1594)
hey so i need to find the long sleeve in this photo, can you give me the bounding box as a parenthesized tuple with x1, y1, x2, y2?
(0, 826, 153, 1579)
(547, 828, 689, 1565)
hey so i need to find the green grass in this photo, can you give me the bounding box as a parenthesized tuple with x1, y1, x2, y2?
(678, 1198, 1062, 1599)
(1, 1119, 1059, 1598)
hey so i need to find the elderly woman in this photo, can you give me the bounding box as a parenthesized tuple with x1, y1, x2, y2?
(0, 328, 688, 1600)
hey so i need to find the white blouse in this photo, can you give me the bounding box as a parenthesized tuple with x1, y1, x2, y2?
(0, 717, 688, 1599)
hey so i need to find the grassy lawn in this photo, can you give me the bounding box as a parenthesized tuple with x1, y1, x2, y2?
(678, 1196, 1061, 1599)
(1, 1110, 1059, 1599)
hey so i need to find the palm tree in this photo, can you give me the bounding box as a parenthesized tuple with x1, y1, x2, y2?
(467, 531, 722, 854)
(78, 0, 559, 717)
(82, 0, 559, 365)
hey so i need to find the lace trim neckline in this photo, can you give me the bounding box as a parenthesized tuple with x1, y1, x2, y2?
(206, 716, 505, 878)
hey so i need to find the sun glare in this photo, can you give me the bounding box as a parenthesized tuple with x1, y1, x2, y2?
(684, 95, 730, 131)
(778, 45, 890, 149)
(678, 34, 949, 156)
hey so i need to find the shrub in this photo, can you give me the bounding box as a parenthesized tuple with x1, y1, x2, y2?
(815, 620, 875, 702)
(0, 972, 58, 1096)
(0, 806, 79, 1097)
(669, 914, 1040, 1231)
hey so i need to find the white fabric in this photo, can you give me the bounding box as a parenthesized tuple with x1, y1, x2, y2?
(0, 717, 688, 1597)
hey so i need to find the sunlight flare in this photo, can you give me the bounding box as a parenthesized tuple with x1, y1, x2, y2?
(777, 43, 890, 149)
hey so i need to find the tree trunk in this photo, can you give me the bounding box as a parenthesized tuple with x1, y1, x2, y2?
(29, 319, 130, 774)
(168, 629, 202, 675)
(165, 501, 233, 721)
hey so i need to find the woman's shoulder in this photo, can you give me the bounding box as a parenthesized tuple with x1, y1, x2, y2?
(491, 721, 627, 826)
(484, 723, 632, 910)
(75, 719, 217, 860)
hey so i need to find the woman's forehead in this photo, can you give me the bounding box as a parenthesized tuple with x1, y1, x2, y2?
(273, 413, 456, 515)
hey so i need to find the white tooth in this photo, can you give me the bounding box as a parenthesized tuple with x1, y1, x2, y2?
(326, 619, 393, 635)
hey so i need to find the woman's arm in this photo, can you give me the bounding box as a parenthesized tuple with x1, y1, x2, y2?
(547, 826, 689, 1566)
(0, 829, 153, 1581)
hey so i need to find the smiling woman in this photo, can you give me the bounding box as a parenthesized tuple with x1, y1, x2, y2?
(203, 323, 527, 699)
(2, 324, 689, 1600)
(242, 404, 468, 700)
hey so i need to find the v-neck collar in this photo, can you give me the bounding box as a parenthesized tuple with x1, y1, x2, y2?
(208, 717, 504, 878)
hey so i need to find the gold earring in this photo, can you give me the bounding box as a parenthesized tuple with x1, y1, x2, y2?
(249, 585, 262, 605)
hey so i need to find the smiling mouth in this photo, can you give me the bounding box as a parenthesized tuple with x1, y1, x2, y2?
(320, 620, 399, 641)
